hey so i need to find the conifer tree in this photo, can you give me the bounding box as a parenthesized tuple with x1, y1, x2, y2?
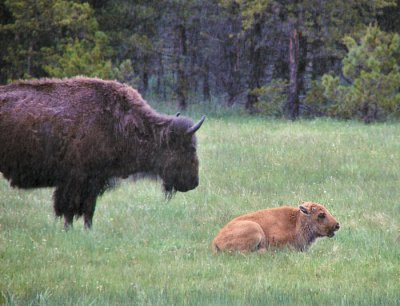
(322, 26, 400, 123)
(0, 0, 111, 80)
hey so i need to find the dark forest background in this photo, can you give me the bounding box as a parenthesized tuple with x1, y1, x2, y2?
(1, 0, 399, 122)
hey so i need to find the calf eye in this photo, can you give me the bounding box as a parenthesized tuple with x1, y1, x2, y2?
(318, 213, 326, 219)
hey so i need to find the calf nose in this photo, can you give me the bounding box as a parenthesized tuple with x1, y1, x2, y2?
(335, 223, 340, 231)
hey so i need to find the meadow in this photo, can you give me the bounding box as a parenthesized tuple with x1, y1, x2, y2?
(1, 111, 399, 305)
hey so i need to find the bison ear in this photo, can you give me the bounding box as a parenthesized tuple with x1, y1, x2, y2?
(299, 205, 310, 215)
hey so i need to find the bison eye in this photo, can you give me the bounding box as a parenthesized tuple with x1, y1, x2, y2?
(318, 213, 326, 219)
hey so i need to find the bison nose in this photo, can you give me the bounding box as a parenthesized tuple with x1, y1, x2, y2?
(335, 223, 340, 231)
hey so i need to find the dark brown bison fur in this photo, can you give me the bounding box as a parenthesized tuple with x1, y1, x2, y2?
(0, 77, 205, 229)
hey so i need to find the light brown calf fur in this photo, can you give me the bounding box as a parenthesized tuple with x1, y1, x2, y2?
(212, 202, 340, 253)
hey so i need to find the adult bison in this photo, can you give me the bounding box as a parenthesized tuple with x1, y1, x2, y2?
(212, 202, 340, 253)
(0, 77, 205, 229)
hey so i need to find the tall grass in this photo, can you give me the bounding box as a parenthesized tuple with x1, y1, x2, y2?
(1, 114, 399, 305)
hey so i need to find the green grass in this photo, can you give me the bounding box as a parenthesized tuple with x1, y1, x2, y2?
(1, 115, 399, 305)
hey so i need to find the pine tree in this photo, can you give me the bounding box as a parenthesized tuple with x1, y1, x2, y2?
(43, 31, 114, 79)
(322, 25, 400, 123)
(0, 0, 111, 80)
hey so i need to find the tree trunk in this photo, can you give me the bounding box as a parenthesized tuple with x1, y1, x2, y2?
(222, 2, 242, 107)
(245, 21, 263, 113)
(142, 70, 149, 96)
(224, 45, 240, 107)
(203, 59, 211, 101)
(175, 24, 188, 110)
(156, 53, 163, 98)
(362, 102, 378, 124)
(246, 93, 259, 113)
(27, 41, 33, 78)
(285, 27, 300, 120)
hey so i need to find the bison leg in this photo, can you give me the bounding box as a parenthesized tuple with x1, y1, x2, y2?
(82, 178, 108, 229)
(53, 178, 104, 230)
(53, 179, 82, 230)
(63, 212, 74, 231)
(83, 193, 97, 230)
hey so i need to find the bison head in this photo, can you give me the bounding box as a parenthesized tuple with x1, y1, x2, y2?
(158, 115, 205, 196)
(299, 202, 340, 238)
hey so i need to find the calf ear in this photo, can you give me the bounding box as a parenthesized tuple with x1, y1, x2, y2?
(299, 205, 310, 215)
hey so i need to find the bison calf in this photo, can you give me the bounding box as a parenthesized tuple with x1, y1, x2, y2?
(212, 202, 340, 253)
(0, 77, 205, 229)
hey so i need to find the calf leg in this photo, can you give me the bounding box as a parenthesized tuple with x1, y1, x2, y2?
(213, 220, 266, 253)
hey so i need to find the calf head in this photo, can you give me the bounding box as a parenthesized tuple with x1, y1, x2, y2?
(299, 202, 340, 238)
(159, 115, 205, 195)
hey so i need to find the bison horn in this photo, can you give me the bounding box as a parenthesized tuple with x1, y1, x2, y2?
(175, 112, 181, 117)
(186, 115, 206, 135)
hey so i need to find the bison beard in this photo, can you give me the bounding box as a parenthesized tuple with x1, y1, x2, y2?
(0, 77, 205, 229)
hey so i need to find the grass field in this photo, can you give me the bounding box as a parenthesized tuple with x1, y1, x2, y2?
(1, 113, 399, 305)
